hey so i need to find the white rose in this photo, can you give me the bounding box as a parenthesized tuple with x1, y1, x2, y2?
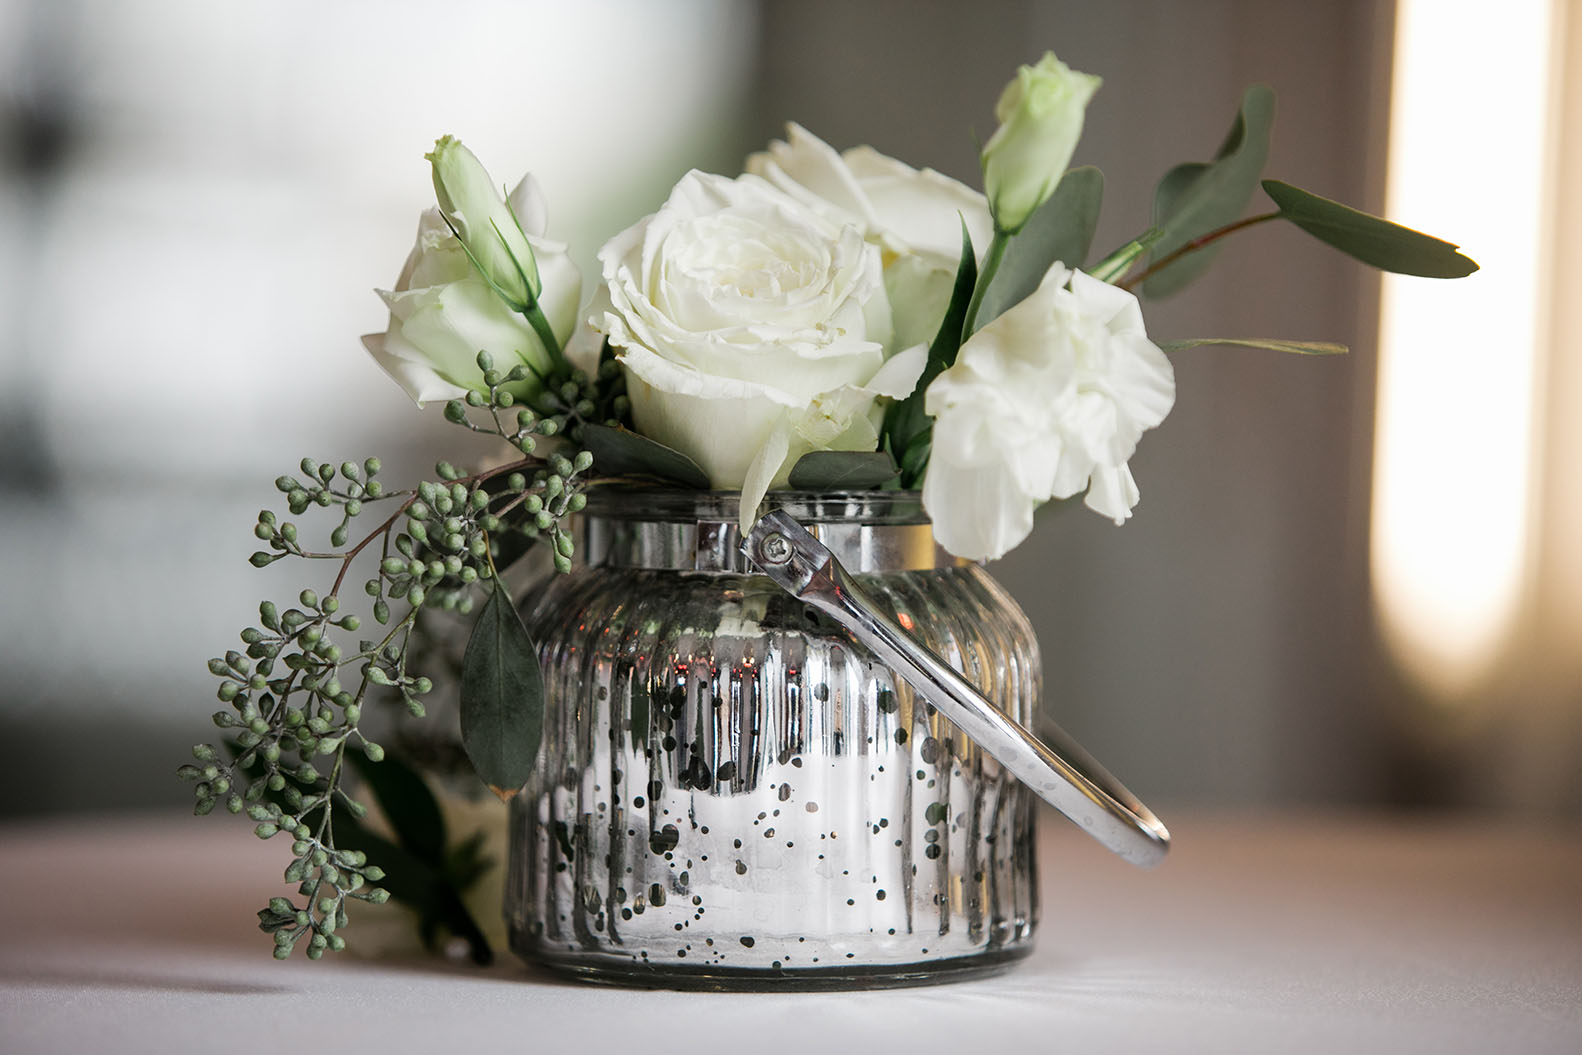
(598, 169, 924, 524)
(746, 124, 993, 351)
(361, 173, 581, 405)
(922, 266, 1175, 560)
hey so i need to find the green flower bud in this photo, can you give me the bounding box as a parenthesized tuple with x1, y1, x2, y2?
(363, 741, 385, 762)
(980, 52, 1101, 233)
(428, 135, 541, 312)
(516, 435, 537, 454)
(444, 399, 468, 424)
(497, 389, 515, 407)
(567, 493, 587, 512)
(573, 450, 594, 473)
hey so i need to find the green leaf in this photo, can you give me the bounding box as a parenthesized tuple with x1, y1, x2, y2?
(459, 581, 544, 800)
(786, 450, 899, 491)
(331, 822, 494, 965)
(1158, 337, 1349, 356)
(881, 219, 977, 484)
(346, 748, 447, 864)
(973, 166, 1104, 330)
(578, 423, 710, 489)
(1262, 179, 1479, 278)
(1143, 84, 1275, 299)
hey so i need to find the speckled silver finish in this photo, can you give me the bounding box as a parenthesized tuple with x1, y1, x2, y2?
(506, 492, 1040, 989)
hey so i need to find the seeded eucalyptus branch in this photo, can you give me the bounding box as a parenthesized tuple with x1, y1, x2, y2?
(178, 350, 625, 960)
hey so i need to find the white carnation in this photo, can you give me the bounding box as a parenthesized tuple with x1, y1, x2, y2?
(922, 267, 1175, 560)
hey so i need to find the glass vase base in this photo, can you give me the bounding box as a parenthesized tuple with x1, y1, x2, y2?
(516, 938, 1034, 992)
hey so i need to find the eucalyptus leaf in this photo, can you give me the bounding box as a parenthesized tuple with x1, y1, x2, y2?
(459, 582, 544, 801)
(973, 166, 1104, 332)
(346, 748, 447, 864)
(1158, 337, 1349, 356)
(579, 423, 710, 488)
(1262, 179, 1479, 278)
(786, 450, 899, 490)
(882, 219, 977, 482)
(1143, 84, 1275, 299)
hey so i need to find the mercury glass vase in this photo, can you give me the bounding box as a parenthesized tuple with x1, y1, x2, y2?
(504, 490, 1040, 989)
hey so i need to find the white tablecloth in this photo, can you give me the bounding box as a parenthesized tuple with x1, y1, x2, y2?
(2, 810, 1579, 1054)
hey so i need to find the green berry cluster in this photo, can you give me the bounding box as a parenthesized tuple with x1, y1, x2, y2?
(183, 350, 609, 960)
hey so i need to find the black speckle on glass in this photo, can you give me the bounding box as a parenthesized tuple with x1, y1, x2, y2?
(876, 687, 898, 713)
(662, 735, 678, 751)
(633, 796, 645, 809)
(925, 801, 948, 825)
(649, 883, 668, 907)
(919, 737, 940, 764)
(763, 828, 775, 838)
(805, 801, 818, 813)
(715, 761, 737, 783)
(791, 756, 803, 768)
(925, 844, 942, 860)
(649, 825, 680, 855)
(924, 829, 939, 844)
(735, 860, 747, 875)
(778, 783, 792, 802)
(739, 936, 755, 948)
(895, 728, 908, 745)
(733, 838, 743, 849)
(648, 780, 664, 799)
(876, 890, 887, 900)
(813, 683, 830, 702)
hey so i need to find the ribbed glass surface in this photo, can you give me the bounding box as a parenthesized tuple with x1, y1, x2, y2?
(505, 496, 1041, 989)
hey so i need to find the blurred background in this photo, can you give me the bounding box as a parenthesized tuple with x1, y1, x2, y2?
(1, 0, 1577, 820)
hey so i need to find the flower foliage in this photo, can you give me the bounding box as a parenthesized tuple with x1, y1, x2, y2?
(184, 49, 1476, 962)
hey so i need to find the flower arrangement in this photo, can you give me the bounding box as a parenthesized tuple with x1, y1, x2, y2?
(179, 52, 1475, 963)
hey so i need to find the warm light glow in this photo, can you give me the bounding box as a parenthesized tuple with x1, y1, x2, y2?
(1372, 0, 1558, 701)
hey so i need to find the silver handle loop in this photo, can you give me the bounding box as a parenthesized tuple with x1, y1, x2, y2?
(746, 510, 1170, 869)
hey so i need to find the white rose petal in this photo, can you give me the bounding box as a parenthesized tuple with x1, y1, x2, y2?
(748, 125, 992, 350)
(598, 169, 919, 530)
(922, 265, 1175, 560)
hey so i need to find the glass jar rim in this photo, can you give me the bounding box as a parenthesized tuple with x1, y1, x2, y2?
(581, 486, 930, 527)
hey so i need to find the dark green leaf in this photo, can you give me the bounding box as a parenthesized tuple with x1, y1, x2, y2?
(332, 822, 493, 965)
(786, 450, 899, 490)
(1262, 179, 1479, 278)
(459, 581, 544, 800)
(881, 219, 977, 481)
(973, 166, 1104, 331)
(579, 423, 710, 488)
(1158, 337, 1349, 356)
(1143, 84, 1275, 298)
(346, 748, 447, 864)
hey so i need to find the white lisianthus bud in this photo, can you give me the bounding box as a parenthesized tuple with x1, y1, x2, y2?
(980, 53, 1101, 234)
(922, 266, 1174, 561)
(427, 135, 541, 313)
(361, 173, 581, 406)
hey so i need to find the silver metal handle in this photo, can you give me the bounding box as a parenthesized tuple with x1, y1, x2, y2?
(746, 510, 1170, 869)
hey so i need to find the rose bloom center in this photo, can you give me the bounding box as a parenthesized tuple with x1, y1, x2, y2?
(668, 213, 828, 303)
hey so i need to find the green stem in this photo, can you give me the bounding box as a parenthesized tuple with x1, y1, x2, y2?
(521, 302, 565, 371)
(1115, 212, 1280, 291)
(961, 229, 1010, 337)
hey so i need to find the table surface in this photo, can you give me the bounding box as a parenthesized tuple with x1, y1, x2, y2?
(1, 809, 1579, 1055)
